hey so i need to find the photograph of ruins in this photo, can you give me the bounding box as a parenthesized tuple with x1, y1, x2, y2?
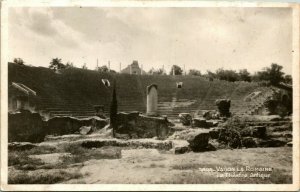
(4, 5, 297, 187)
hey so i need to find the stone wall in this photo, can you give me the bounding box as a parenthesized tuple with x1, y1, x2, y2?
(8, 110, 108, 143)
(47, 116, 107, 136)
(115, 112, 172, 139)
(8, 110, 46, 143)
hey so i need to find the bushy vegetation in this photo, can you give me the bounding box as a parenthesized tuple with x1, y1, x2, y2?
(252, 63, 286, 85)
(238, 69, 252, 82)
(215, 68, 240, 82)
(13, 58, 25, 65)
(8, 151, 44, 168)
(148, 67, 165, 75)
(203, 63, 290, 85)
(283, 75, 292, 84)
(13, 57, 292, 85)
(156, 63, 291, 85)
(169, 65, 183, 75)
(96, 65, 117, 73)
(8, 169, 83, 184)
(49, 58, 66, 71)
(188, 69, 201, 76)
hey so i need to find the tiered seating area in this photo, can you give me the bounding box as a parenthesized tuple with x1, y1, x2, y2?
(38, 98, 96, 118)
(115, 74, 145, 113)
(139, 76, 262, 118)
(9, 62, 270, 119)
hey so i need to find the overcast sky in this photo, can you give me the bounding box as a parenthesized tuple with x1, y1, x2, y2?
(8, 7, 292, 75)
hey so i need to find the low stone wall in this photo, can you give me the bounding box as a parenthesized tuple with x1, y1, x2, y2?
(47, 116, 107, 136)
(80, 138, 173, 150)
(8, 110, 108, 143)
(115, 112, 172, 139)
(8, 142, 38, 151)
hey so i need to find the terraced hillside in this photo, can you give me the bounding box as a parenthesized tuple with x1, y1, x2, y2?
(9, 63, 264, 118)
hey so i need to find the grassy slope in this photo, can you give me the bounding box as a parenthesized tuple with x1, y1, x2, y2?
(8, 63, 261, 114)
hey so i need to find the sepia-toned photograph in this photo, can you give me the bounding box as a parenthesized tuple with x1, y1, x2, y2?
(1, 1, 299, 191)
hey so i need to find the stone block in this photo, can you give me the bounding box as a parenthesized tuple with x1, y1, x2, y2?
(242, 137, 257, 148)
(115, 112, 171, 139)
(79, 126, 92, 135)
(192, 118, 215, 128)
(215, 99, 231, 117)
(47, 116, 107, 136)
(178, 113, 192, 126)
(185, 130, 210, 151)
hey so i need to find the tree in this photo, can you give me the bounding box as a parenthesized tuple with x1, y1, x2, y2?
(96, 65, 117, 73)
(254, 63, 285, 85)
(49, 58, 65, 70)
(110, 81, 118, 137)
(97, 65, 109, 72)
(65, 62, 74, 69)
(238, 69, 251, 82)
(206, 70, 216, 78)
(215, 68, 239, 82)
(149, 68, 165, 75)
(252, 71, 267, 82)
(110, 69, 117, 74)
(169, 65, 183, 75)
(267, 63, 285, 85)
(203, 70, 216, 81)
(284, 74, 292, 85)
(13, 58, 25, 65)
(188, 69, 201, 76)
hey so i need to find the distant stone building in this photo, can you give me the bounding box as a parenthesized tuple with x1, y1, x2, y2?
(121, 60, 146, 75)
(8, 82, 37, 112)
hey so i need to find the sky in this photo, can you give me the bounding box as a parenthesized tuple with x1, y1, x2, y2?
(8, 7, 292, 75)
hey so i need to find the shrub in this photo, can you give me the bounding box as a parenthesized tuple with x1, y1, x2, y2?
(169, 65, 183, 75)
(8, 151, 45, 170)
(215, 68, 239, 82)
(8, 170, 82, 184)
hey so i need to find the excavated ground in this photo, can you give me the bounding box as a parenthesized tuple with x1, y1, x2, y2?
(8, 129, 292, 184)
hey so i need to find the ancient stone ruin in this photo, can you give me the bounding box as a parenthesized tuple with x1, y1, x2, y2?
(113, 111, 173, 139)
(178, 113, 192, 126)
(215, 99, 231, 117)
(47, 116, 107, 136)
(8, 110, 45, 143)
(7, 64, 294, 155)
(8, 110, 108, 143)
(8, 82, 37, 112)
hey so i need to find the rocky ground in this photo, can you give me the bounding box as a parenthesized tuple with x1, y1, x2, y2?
(8, 114, 293, 184)
(8, 144, 292, 184)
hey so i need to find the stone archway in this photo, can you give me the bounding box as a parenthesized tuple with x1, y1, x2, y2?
(146, 84, 158, 116)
